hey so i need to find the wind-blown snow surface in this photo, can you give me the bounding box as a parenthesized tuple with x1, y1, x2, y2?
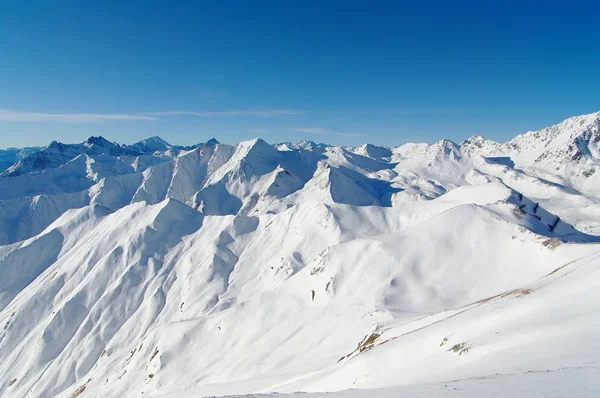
(1, 112, 600, 397)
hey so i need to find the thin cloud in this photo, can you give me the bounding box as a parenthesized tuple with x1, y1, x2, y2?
(0, 109, 156, 123)
(249, 127, 267, 133)
(0, 108, 304, 123)
(294, 127, 328, 135)
(139, 109, 304, 118)
(295, 127, 364, 137)
(334, 132, 364, 137)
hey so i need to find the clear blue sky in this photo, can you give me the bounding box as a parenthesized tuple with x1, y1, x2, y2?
(1, 0, 599, 148)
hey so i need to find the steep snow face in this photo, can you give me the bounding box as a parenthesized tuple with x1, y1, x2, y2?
(2, 112, 600, 397)
(206, 138, 281, 185)
(352, 143, 392, 160)
(194, 139, 325, 216)
(300, 163, 401, 207)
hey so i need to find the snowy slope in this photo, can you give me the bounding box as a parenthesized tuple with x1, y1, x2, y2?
(0, 141, 231, 244)
(1, 111, 600, 397)
(176, 367, 600, 398)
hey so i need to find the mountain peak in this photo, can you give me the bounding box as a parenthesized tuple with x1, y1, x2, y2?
(129, 136, 173, 154)
(48, 140, 68, 149)
(84, 136, 113, 147)
(355, 143, 392, 159)
(206, 138, 220, 145)
(238, 137, 273, 154)
(146, 136, 171, 145)
(461, 135, 487, 145)
(134, 135, 168, 144)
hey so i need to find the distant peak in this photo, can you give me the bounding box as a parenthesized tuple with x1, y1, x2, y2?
(207, 138, 220, 145)
(84, 136, 112, 146)
(133, 135, 169, 145)
(147, 135, 170, 143)
(46, 140, 69, 152)
(294, 140, 329, 150)
(435, 138, 459, 147)
(297, 139, 317, 146)
(462, 135, 486, 143)
(128, 136, 173, 154)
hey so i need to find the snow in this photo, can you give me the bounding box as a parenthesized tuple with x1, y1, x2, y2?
(0, 136, 144, 177)
(1, 111, 600, 397)
(157, 367, 600, 397)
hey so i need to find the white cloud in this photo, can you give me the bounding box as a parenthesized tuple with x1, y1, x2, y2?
(139, 109, 304, 118)
(0, 109, 156, 123)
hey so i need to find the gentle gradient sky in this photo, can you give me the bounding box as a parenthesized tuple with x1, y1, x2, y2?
(1, 0, 599, 148)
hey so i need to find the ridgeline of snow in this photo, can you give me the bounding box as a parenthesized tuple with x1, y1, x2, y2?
(1, 137, 141, 177)
(1, 112, 600, 397)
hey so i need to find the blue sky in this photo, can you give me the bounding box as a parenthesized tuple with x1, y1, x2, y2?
(1, 0, 599, 148)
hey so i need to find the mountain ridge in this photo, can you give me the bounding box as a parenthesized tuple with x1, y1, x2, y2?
(1, 111, 600, 397)
(3, 110, 599, 178)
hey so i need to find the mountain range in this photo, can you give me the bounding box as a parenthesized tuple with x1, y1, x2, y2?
(1, 111, 599, 397)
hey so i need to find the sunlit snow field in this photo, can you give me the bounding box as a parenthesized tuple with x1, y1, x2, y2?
(1, 112, 600, 397)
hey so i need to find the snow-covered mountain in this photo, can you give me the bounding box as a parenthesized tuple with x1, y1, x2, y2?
(0, 146, 40, 172)
(0, 136, 223, 178)
(1, 112, 600, 397)
(0, 136, 141, 177)
(128, 136, 220, 157)
(128, 136, 174, 154)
